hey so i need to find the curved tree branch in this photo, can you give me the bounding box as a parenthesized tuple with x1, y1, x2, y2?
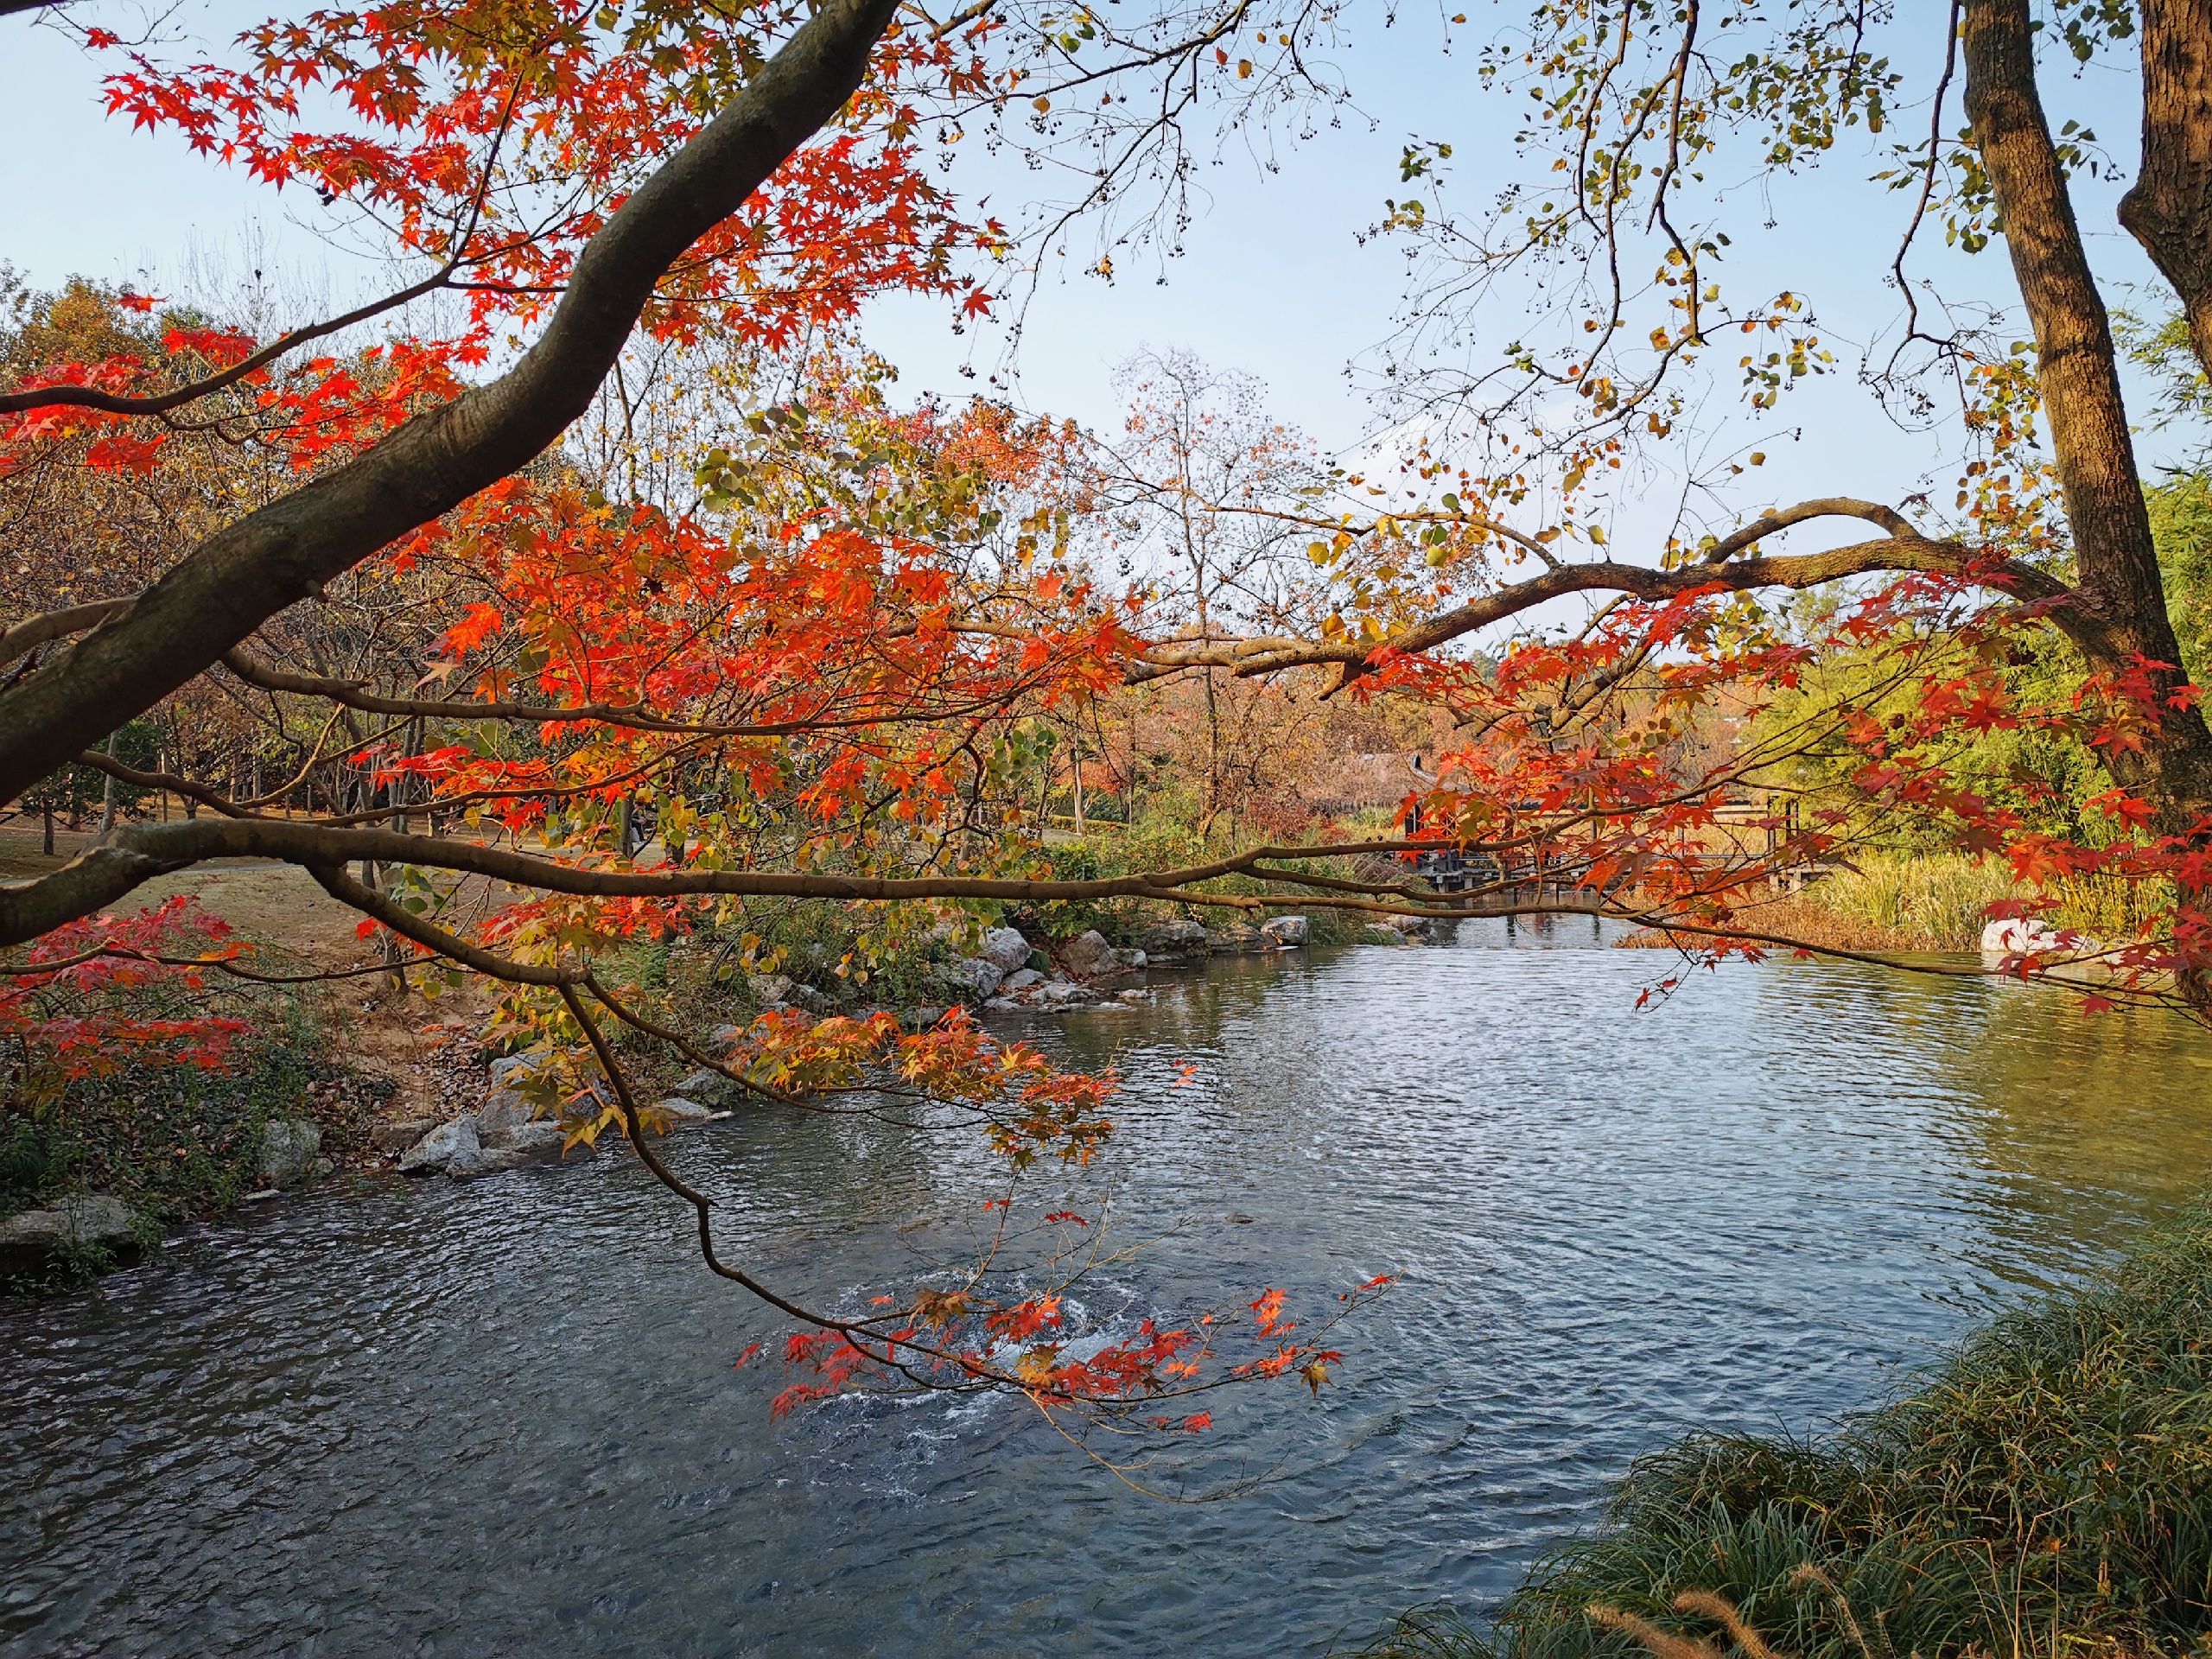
(1131, 505, 2077, 684)
(0, 818, 1483, 949)
(0, 0, 905, 804)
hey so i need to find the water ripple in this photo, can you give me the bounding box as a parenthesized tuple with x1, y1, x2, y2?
(7, 932, 2212, 1656)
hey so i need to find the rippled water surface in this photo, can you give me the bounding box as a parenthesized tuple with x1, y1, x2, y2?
(9, 922, 2212, 1657)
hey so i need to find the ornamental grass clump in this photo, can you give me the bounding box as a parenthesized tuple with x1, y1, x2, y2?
(1351, 1198, 2212, 1659)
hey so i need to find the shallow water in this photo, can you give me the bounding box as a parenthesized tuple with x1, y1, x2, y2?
(7, 921, 2212, 1657)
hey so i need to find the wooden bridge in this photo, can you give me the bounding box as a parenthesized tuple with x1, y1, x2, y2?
(1382, 844, 1832, 918)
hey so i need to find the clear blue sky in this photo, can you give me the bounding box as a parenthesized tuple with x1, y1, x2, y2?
(0, 3, 2185, 550)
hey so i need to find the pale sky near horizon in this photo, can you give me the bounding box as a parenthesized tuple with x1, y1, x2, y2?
(0, 3, 2191, 569)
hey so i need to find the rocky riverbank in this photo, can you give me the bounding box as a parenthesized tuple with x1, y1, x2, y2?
(4, 909, 1455, 1286)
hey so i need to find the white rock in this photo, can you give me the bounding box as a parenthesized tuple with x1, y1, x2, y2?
(959, 957, 1004, 1000)
(1260, 914, 1310, 947)
(1001, 968, 1045, 994)
(1980, 917, 2064, 955)
(980, 926, 1035, 972)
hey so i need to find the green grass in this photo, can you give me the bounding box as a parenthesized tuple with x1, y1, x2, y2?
(1794, 852, 2170, 953)
(1348, 1198, 2212, 1659)
(1802, 855, 2020, 951)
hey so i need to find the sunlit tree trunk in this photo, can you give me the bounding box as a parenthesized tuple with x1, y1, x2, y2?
(2121, 1, 2212, 378)
(1962, 0, 2212, 822)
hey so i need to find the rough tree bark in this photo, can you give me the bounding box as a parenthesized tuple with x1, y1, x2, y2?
(2120, 1, 2212, 378)
(1961, 0, 2212, 820)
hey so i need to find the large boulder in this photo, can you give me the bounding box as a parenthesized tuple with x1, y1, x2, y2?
(1001, 968, 1044, 995)
(0, 1194, 146, 1278)
(1059, 930, 1121, 979)
(450, 1122, 570, 1177)
(979, 926, 1035, 973)
(474, 1088, 530, 1140)
(1136, 918, 1209, 957)
(257, 1119, 324, 1188)
(648, 1096, 717, 1123)
(479, 1116, 563, 1154)
(747, 971, 797, 1006)
(1260, 914, 1310, 947)
(1206, 923, 1265, 954)
(958, 957, 1004, 1000)
(399, 1116, 479, 1176)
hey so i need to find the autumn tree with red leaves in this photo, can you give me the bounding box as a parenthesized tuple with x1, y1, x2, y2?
(12, 0, 2212, 1431)
(0, 0, 1408, 1439)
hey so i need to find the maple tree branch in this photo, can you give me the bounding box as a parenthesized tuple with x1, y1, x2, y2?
(216, 648, 1051, 739)
(0, 0, 906, 804)
(0, 818, 1481, 949)
(0, 264, 464, 418)
(1131, 507, 2076, 683)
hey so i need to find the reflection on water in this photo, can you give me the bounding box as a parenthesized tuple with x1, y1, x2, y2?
(6, 927, 2211, 1657)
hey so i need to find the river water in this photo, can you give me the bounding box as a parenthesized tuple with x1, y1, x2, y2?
(7, 921, 2212, 1657)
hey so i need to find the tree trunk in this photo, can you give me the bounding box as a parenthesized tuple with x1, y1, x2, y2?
(93, 733, 117, 842)
(1961, 0, 2212, 817)
(2120, 1, 2212, 378)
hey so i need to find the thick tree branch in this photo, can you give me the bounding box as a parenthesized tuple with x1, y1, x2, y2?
(2120, 1, 2212, 380)
(0, 599, 132, 670)
(0, 819, 1479, 948)
(0, 0, 904, 804)
(1963, 0, 2212, 814)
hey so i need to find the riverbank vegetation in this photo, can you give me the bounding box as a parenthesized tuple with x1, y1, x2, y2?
(1351, 1195, 2212, 1659)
